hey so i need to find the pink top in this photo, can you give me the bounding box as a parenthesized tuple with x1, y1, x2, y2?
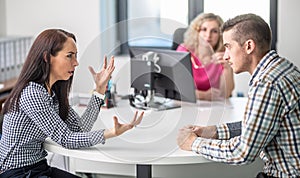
(176, 44, 223, 91)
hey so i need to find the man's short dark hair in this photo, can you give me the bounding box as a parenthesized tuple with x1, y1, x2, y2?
(221, 13, 272, 53)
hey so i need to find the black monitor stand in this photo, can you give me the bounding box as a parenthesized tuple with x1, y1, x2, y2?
(130, 90, 181, 111)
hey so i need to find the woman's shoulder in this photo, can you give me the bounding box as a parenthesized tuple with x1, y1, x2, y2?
(18, 82, 53, 111)
(176, 44, 188, 52)
(21, 82, 49, 101)
(23, 82, 46, 92)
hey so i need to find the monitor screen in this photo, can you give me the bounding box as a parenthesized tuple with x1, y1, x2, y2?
(129, 47, 196, 110)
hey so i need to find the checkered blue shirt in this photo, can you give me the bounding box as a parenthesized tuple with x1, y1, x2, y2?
(192, 50, 300, 178)
(0, 82, 105, 172)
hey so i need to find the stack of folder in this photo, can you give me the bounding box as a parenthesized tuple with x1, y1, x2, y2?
(0, 36, 32, 83)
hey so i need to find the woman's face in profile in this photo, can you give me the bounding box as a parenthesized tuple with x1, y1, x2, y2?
(198, 20, 220, 49)
(49, 37, 79, 83)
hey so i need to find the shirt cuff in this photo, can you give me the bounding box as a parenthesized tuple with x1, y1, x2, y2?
(93, 91, 105, 100)
(90, 129, 106, 145)
(216, 123, 230, 140)
(191, 137, 204, 154)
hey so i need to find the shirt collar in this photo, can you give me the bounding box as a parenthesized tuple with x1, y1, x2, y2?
(249, 50, 279, 86)
(28, 81, 56, 98)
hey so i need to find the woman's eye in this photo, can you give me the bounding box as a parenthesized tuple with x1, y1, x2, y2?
(67, 54, 72, 59)
(212, 29, 219, 34)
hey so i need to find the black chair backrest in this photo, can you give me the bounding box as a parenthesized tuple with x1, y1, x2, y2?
(0, 113, 3, 135)
(171, 27, 187, 50)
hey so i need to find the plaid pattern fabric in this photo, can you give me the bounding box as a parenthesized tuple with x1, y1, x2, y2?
(0, 82, 105, 172)
(216, 123, 230, 139)
(192, 50, 300, 178)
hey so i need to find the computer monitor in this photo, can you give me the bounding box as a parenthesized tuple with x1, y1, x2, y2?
(129, 47, 196, 110)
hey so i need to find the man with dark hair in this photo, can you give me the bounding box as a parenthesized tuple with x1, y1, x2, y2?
(177, 13, 300, 178)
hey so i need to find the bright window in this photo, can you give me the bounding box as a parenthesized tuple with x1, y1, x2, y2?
(127, 0, 188, 47)
(204, 0, 270, 24)
(117, 0, 275, 52)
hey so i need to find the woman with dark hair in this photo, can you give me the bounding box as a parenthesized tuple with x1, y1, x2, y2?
(0, 29, 143, 178)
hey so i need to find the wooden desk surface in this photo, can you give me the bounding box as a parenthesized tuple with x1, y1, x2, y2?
(0, 77, 18, 93)
(0, 77, 18, 112)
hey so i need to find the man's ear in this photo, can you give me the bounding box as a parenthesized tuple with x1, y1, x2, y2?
(244, 39, 255, 54)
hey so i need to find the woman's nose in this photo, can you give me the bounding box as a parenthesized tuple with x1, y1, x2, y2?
(206, 31, 212, 38)
(73, 58, 79, 66)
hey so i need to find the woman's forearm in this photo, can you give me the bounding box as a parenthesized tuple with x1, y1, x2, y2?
(220, 66, 235, 98)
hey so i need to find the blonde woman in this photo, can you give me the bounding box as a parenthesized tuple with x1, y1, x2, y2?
(177, 13, 234, 100)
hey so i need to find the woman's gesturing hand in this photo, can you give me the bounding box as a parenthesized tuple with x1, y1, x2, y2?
(104, 111, 144, 139)
(88, 56, 115, 94)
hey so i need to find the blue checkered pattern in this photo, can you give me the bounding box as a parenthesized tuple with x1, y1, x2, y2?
(216, 121, 242, 139)
(0, 82, 105, 172)
(192, 50, 300, 178)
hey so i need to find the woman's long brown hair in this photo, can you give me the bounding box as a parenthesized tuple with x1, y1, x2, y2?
(2, 29, 76, 121)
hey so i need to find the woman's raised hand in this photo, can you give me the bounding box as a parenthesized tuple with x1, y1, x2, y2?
(88, 56, 115, 94)
(212, 52, 232, 70)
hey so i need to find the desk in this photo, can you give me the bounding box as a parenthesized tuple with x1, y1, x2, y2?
(44, 97, 263, 178)
(0, 77, 18, 112)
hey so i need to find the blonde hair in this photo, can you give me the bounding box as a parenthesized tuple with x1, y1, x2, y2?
(184, 13, 224, 58)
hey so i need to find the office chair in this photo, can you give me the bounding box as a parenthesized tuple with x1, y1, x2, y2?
(171, 27, 187, 50)
(0, 113, 3, 139)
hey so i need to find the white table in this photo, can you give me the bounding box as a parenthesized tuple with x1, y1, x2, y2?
(44, 97, 262, 178)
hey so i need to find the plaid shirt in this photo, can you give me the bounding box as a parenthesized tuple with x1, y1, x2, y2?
(0, 82, 105, 172)
(192, 50, 300, 178)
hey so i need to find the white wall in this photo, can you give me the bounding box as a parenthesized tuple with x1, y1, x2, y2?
(0, 0, 6, 36)
(5, 0, 100, 53)
(277, 0, 300, 68)
(4, 0, 102, 93)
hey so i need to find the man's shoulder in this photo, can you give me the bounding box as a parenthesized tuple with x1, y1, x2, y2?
(260, 56, 297, 84)
(261, 57, 300, 101)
